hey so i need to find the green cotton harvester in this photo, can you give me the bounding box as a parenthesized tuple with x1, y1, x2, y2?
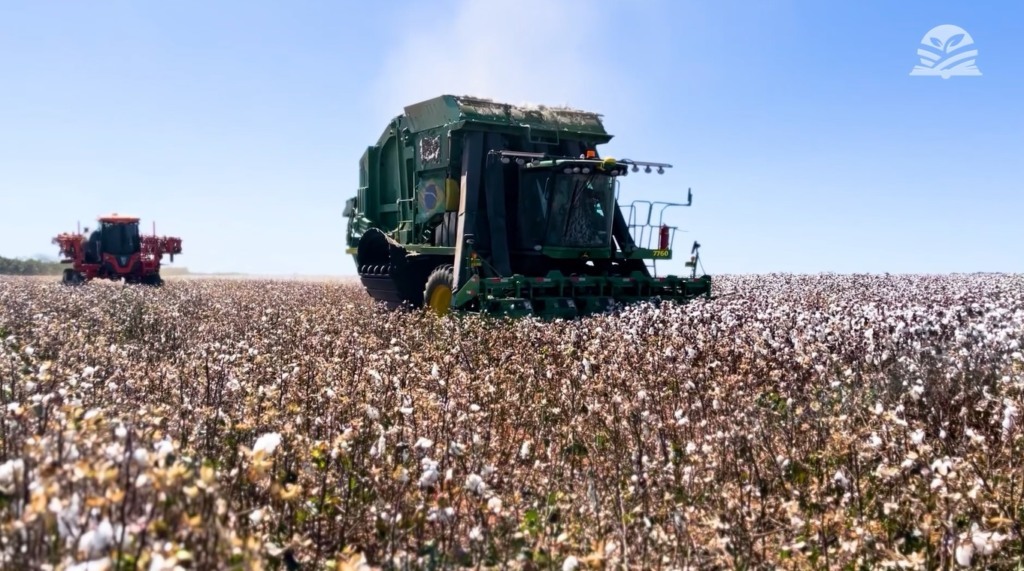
(343, 94, 711, 319)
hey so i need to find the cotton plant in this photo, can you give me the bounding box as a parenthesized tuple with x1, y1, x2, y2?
(0, 273, 1021, 569)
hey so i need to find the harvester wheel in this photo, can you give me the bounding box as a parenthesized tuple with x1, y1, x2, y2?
(62, 269, 84, 286)
(423, 264, 454, 316)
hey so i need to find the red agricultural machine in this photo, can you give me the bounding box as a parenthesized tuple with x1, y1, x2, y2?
(52, 213, 182, 286)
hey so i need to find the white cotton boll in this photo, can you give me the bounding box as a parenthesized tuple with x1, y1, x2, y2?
(154, 438, 174, 460)
(0, 459, 25, 493)
(78, 519, 114, 559)
(148, 554, 178, 571)
(955, 542, 973, 567)
(249, 509, 264, 524)
(55, 493, 82, 539)
(833, 469, 849, 489)
(469, 404, 481, 413)
(253, 432, 282, 456)
(427, 506, 454, 523)
(519, 441, 531, 459)
(1002, 401, 1018, 438)
(910, 429, 925, 445)
(413, 437, 433, 451)
(562, 555, 579, 571)
(487, 496, 503, 513)
(420, 457, 439, 487)
(931, 458, 952, 476)
(431, 364, 439, 379)
(970, 523, 1007, 556)
(370, 431, 385, 459)
(67, 558, 112, 571)
(366, 404, 380, 420)
(465, 473, 486, 494)
(103, 443, 123, 462)
(419, 468, 438, 488)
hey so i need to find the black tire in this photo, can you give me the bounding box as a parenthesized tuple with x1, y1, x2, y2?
(62, 269, 84, 286)
(423, 264, 454, 316)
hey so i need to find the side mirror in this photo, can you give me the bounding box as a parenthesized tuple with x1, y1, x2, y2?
(343, 197, 356, 217)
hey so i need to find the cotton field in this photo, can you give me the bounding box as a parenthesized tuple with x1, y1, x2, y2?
(0, 274, 1022, 570)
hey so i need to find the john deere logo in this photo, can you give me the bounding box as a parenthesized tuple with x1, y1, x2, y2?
(910, 24, 982, 79)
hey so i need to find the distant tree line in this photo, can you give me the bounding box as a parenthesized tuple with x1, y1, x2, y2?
(0, 255, 65, 275)
(0, 255, 189, 276)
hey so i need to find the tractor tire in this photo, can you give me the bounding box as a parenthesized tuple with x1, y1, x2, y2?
(423, 264, 454, 316)
(144, 273, 164, 287)
(62, 269, 84, 286)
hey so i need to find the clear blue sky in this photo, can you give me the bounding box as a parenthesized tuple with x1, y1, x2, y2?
(1, 1, 1020, 276)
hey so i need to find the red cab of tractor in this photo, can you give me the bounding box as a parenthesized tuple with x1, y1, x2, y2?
(52, 213, 182, 286)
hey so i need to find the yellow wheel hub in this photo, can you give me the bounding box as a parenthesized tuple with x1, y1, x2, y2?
(427, 284, 452, 315)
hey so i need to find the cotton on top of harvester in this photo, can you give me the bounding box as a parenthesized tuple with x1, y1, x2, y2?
(343, 94, 711, 319)
(52, 213, 182, 286)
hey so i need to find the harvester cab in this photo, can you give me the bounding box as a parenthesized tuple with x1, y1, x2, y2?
(53, 213, 182, 286)
(344, 95, 711, 319)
